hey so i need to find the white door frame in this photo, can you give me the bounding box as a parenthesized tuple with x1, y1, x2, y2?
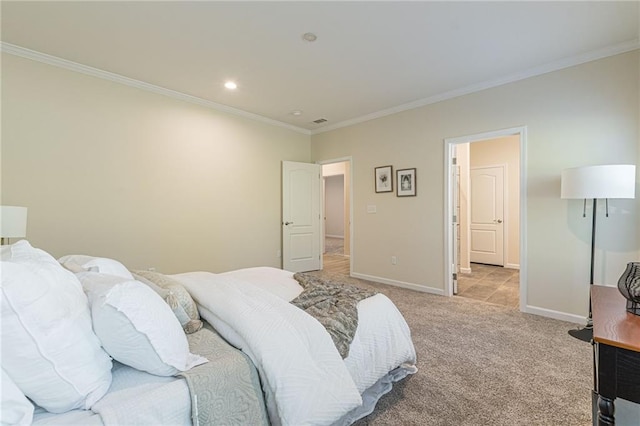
(443, 126, 527, 311)
(317, 156, 353, 275)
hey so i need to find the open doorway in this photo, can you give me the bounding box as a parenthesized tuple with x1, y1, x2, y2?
(456, 136, 520, 308)
(324, 174, 345, 254)
(445, 127, 527, 312)
(320, 159, 352, 277)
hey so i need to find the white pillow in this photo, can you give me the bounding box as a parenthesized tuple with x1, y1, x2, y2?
(0, 241, 112, 413)
(57, 254, 133, 279)
(1, 368, 34, 426)
(78, 272, 208, 376)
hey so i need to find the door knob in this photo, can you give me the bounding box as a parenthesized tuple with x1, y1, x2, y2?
(284, 221, 293, 225)
(495, 219, 503, 224)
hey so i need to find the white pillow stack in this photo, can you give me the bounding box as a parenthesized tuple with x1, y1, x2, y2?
(0, 241, 113, 413)
(77, 271, 208, 376)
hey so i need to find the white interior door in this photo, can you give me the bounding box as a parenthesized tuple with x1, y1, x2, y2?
(470, 166, 504, 266)
(282, 161, 321, 272)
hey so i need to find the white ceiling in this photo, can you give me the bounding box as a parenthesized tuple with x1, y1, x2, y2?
(2, 1, 638, 134)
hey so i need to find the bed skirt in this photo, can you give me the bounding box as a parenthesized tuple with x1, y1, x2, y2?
(334, 364, 417, 426)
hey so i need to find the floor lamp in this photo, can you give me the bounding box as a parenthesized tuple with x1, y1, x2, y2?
(561, 164, 636, 342)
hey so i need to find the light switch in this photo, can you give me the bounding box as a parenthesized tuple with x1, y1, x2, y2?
(367, 205, 377, 214)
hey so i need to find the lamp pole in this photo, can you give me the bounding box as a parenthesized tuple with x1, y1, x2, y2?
(587, 198, 596, 322)
(568, 198, 598, 342)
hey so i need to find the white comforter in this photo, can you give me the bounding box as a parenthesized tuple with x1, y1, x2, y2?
(173, 267, 417, 426)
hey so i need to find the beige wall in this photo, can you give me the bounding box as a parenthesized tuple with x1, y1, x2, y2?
(1, 49, 638, 321)
(311, 51, 639, 320)
(322, 162, 346, 177)
(1, 54, 311, 273)
(470, 136, 520, 269)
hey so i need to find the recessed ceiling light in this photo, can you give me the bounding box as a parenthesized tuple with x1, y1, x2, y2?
(291, 110, 303, 116)
(302, 32, 317, 42)
(224, 81, 237, 90)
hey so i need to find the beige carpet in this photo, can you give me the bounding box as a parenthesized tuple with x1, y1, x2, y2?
(309, 271, 592, 426)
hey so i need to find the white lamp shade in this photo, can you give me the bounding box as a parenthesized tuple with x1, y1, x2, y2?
(0, 206, 28, 238)
(561, 165, 636, 199)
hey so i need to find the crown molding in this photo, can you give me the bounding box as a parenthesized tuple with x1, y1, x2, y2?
(311, 38, 640, 135)
(2, 38, 637, 138)
(0, 42, 311, 136)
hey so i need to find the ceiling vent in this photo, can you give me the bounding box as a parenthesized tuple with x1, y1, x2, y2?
(312, 118, 327, 124)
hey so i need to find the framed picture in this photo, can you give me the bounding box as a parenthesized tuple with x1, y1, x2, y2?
(374, 166, 393, 193)
(397, 168, 416, 197)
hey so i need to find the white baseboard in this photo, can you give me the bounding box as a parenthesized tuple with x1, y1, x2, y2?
(352, 270, 586, 325)
(505, 263, 520, 270)
(460, 267, 472, 274)
(325, 235, 344, 239)
(524, 305, 586, 324)
(351, 272, 445, 296)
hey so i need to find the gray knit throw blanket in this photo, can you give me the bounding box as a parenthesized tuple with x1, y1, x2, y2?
(291, 273, 377, 358)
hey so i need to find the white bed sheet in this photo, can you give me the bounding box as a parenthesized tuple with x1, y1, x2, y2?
(32, 362, 191, 426)
(32, 407, 102, 425)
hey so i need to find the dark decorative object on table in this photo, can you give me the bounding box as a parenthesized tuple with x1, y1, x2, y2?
(617, 262, 640, 315)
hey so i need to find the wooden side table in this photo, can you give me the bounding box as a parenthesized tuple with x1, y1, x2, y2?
(592, 285, 640, 425)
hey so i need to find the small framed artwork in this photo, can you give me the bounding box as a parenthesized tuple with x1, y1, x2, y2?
(374, 166, 393, 193)
(397, 168, 416, 197)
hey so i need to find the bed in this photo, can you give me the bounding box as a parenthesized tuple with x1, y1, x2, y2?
(172, 267, 418, 425)
(1, 241, 417, 426)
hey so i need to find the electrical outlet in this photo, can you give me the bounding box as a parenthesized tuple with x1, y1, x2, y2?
(276, 249, 281, 258)
(148, 267, 156, 272)
(391, 256, 397, 265)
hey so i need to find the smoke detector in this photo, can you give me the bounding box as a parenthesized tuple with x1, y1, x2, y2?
(302, 32, 317, 42)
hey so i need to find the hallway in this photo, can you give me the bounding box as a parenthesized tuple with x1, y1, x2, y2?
(457, 263, 520, 309)
(323, 237, 349, 276)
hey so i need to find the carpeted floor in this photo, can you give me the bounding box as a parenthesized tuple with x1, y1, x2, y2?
(308, 271, 593, 426)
